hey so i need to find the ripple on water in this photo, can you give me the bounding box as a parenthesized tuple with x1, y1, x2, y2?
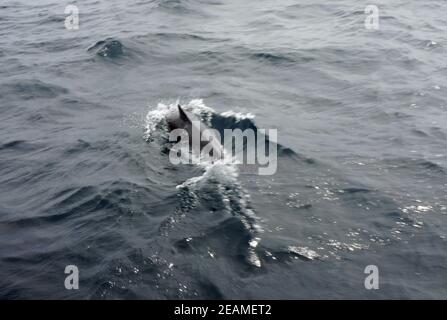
(88, 38, 125, 58)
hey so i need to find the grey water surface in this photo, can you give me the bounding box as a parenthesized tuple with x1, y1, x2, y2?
(1, 0, 446, 299)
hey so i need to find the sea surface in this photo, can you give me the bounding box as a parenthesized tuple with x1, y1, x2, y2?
(1, 0, 447, 299)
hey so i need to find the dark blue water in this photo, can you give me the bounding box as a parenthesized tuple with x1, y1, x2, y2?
(1, 0, 447, 299)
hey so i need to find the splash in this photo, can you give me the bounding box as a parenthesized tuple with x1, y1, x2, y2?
(145, 99, 263, 267)
(144, 99, 256, 141)
(220, 110, 255, 121)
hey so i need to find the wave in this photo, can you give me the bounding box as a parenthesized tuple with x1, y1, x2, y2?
(249, 52, 297, 65)
(88, 38, 125, 58)
(383, 157, 446, 175)
(1, 79, 68, 100)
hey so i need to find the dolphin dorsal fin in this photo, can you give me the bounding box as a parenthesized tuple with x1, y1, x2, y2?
(178, 104, 190, 123)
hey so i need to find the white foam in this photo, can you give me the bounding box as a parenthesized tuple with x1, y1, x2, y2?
(287, 246, 320, 260)
(220, 110, 255, 120)
(144, 102, 172, 141)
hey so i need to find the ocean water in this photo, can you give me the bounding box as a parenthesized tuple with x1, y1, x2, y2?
(1, 0, 447, 299)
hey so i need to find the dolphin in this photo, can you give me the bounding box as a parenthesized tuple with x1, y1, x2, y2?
(166, 105, 224, 160)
